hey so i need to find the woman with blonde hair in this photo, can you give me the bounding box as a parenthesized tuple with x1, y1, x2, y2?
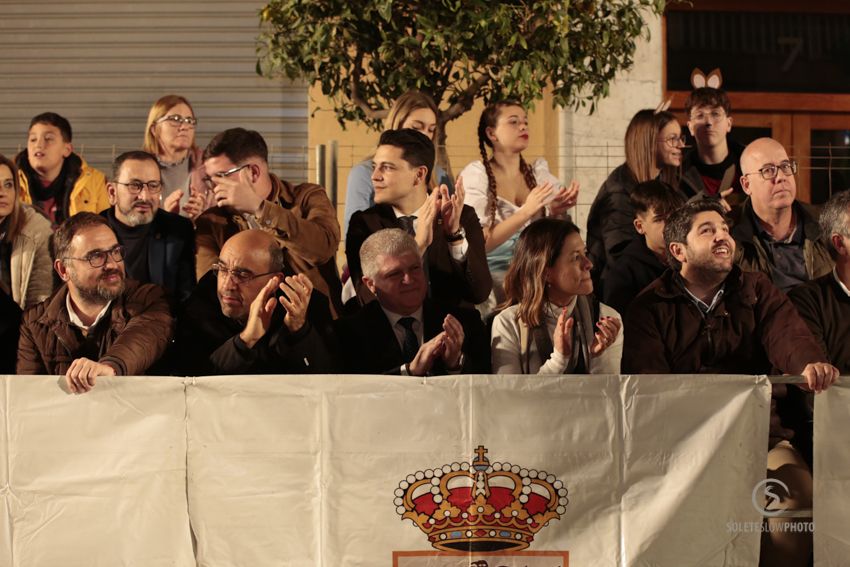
(143, 94, 210, 220)
(342, 90, 451, 236)
(491, 218, 621, 375)
(0, 154, 53, 309)
(458, 100, 579, 309)
(585, 108, 685, 286)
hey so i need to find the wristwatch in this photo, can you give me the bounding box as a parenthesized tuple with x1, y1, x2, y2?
(445, 227, 466, 243)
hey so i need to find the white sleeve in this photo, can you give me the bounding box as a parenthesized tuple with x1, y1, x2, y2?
(491, 308, 568, 375)
(491, 309, 522, 374)
(589, 303, 623, 375)
(458, 160, 491, 228)
(531, 158, 563, 188)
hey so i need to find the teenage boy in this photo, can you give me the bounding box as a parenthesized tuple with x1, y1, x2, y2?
(16, 112, 109, 226)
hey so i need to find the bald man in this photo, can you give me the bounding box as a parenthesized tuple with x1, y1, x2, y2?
(733, 137, 831, 292)
(177, 229, 334, 375)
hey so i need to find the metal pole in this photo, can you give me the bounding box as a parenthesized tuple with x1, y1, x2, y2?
(329, 140, 338, 207)
(315, 144, 326, 188)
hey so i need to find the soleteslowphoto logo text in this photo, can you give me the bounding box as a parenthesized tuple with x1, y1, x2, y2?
(726, 478, 814, 534)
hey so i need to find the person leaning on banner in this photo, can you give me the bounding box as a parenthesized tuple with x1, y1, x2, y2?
(176, 229, 334, 376)
(17, 213, 173, 393)
(194, 128, 343, 316)
(333, 229, 490, 376)
(732, 137, 832, 293)
(491, 218, 622, 375)
(789, 190, 850, 373)
(622, 199, 837, 567)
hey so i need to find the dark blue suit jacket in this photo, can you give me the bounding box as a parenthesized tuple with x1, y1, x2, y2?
(104, 208, 196, 304)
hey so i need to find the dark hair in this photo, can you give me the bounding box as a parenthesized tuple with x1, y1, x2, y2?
(203, 128, 269, 164)
(684, 87, 732, 117)
(111, 150, 161, 181)
(501, 218, 581, 327)
(819, 190, 850, 261)
(29, 112, 73, 142)
(377, 128, 435, 185)
(477, 100, 538, 229)
(663, 199, 728, 270)
(53, 212, 110, 261)
(630, 180, 687, 219)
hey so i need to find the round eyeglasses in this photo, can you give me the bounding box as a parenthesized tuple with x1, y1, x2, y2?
(65, 245, 125, 268)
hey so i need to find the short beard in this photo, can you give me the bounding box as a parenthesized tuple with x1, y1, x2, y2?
(70, 269, 126, 304)
(117, 202, 155, 227)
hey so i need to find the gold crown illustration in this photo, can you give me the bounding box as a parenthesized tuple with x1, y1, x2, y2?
(394, 446, 568, 552)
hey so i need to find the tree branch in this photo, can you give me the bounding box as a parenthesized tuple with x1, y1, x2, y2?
(441, 74, 490, 123)
(349, 49, 389, 120)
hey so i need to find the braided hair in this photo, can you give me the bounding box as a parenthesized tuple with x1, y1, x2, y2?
(477, 101, 538, 230)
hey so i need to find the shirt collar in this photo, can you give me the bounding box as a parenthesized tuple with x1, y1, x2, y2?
(381, 305, 424, 329)
(66, 292, 112, 332)
(833, 267, 850, 298)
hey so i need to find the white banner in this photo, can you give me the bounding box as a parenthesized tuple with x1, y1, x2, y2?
(815, 382, 850, 566)
(0, 374, 771, 566)
(0, 375, 193, 567)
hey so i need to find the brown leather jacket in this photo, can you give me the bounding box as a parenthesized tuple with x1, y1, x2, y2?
(17, 280, 173, 376)
(194, 174, 342, 315)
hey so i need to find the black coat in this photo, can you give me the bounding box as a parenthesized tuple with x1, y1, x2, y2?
(601, 238, 668, 316)
(176, 272, 335, 376)
(103, 208, 196, 304)
(332, 299, 491, 375)
(346, 203, 492, 309)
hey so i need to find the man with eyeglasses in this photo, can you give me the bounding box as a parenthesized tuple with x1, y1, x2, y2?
(17, 213, 173, 393)
(102, 150, 196, 304)
(177, 229, 334, 375)
(733, 137, 832, 292)
(194, 128, 342, 316)
(681, 87, 745, 206)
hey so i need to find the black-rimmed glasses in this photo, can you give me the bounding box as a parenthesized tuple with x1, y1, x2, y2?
(114, 180, 163, 195)
(743, 160, 798, 180)
(65, 245, 125, 268)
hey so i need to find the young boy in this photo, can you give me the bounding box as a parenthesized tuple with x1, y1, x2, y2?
(601, 180, 686, 314)
(16, 112, 109, 226)
(682, 87, 745, 204)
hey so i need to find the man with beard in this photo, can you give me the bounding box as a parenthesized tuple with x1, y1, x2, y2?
(622, 199, 838, 567)
(177, 229, 334, 375)
(733, 137, 831, 292)
(103, 151, 195, 304)
(17, 213, 173, 393)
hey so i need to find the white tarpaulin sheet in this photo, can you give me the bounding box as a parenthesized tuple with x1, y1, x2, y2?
(814, 382, 850, 566)
(0, 374, 771, 566)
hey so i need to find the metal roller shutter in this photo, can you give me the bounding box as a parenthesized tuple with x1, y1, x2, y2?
(0, 0, 307, 182)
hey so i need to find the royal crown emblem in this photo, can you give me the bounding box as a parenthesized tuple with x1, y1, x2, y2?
(394, 445, 568, 551)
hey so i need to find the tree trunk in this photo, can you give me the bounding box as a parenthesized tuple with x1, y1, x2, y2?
(434, 119, 455, 187)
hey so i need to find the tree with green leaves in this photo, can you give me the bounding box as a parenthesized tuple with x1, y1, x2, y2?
(258, 0, 666, 170)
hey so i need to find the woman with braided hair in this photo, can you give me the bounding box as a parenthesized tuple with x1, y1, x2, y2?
(458, 101, 579, 311)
